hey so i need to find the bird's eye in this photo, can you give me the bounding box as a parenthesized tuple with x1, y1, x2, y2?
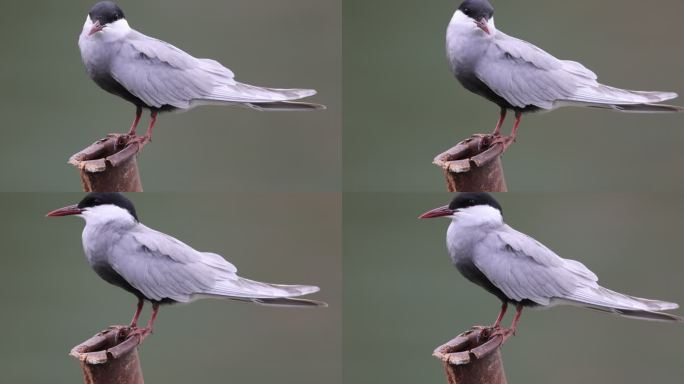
(463, 8, 471, 15)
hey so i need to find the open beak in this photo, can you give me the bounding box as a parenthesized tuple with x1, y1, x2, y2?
(88, 20, 104, 36)
(46, 204, 83, 217)
(419, 205, 456, 219)
(475, 18, 490, 35)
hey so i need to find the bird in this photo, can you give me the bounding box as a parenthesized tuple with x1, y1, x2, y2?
(420, 192, 682, 341)
(78, 1, 324, 145)
(47, 193, 326, 339)
(447, 0, 683, 148)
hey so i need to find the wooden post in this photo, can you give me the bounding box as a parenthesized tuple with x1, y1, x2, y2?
(433, 328, 508, 384)
(69, 134, 144, 192)
(433, 134, 507, 192)
(70, 326, 144, 384)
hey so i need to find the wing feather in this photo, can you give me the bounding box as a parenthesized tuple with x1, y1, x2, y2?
(472, 225, 597, 305)
(109, 31, 316, 109)
(475, 32, 676, 109)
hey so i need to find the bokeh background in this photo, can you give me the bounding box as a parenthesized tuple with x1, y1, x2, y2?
(344, 193, 684, 383)
(0, 193, 341, 383)
(344, 0, 684, 192)
(0, 0, 340, 192)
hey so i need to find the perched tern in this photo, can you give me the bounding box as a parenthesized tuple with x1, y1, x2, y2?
(420, 193, 682, 341)
(48, 193, 325, 338)
(447, 0, 683, 148)
(79, 1, 324, 144)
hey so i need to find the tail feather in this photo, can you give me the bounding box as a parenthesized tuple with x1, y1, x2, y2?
(589, 103, 684, 113)
(205, 277, 320, 299)
(559, 286, 682, 323)
(205, 82, 319, 104)
(252, 297, 328, 308)
(247, 101, 326, 111)
(565, 84, 683, 112)
(584, 306, 684, 323)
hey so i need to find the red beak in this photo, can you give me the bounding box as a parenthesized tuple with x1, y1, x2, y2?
(475, 18, 490, 34)
(46, 204, 83, 217)
(88, 20, 104, 36)
(419, 205, 456, 219)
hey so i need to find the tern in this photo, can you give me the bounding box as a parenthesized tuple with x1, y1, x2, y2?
(420, 193, 682, 341)
(447, 0, 683, 148)
(47, 193, 325, 338)
(78, 1, 324, 144)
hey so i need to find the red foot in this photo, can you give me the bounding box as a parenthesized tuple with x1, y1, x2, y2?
(487, 327, 516, 343)
(132, 135, 152, 147)
(128, 326, 153, 341)
(490, 135, 516, 151)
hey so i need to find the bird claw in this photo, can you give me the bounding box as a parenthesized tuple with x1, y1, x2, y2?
(487, 327, 516, 343)
(130, 135, 151, 147)
(128, 326, 153, 341)
(489, 135, 516, 151)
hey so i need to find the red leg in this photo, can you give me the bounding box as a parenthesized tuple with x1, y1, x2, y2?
(509, 304, 523, 335)
(510, 111, 522, 141)
(145, 303, 160, 334)
(492, 108, 507, 136)
(495, 111, 522, 150)
(128, 106, 143, 137)
(137, 110, 158, 145)
(492, 302, 508, 329)
(130, 302, 160, 341)
(130, 298, 144, 328)
(490, 304, 523, 343)
(145, 111, 158, 142)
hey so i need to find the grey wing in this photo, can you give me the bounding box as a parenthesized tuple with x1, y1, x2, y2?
(472, 225, 598, 305)
(476, 33, 676, 110)
(110, 225, 320, 303)
(473, 226, 680, 320)
(110, 31, 316, 109)
(475, 33, 595, 109)
(108, 226, 233, 302)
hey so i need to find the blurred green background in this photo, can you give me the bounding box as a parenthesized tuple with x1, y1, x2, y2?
(0, 193, 341, 383)
(0, 0, 340, 192)
(344, 0, 684, 192)
(344, 193, 684, 384)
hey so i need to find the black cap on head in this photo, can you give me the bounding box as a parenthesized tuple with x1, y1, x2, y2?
(78, 192, 139, 221)
(89, 1, 125, 25)
(448, 193, 502, 215)
(458, 0, 494, 21)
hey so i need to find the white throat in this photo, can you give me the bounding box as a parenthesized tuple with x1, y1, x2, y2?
(449, 205, 503, 229)
(81, 204, 137, 228)
(448, 10, 496, 35)
(81, 15, 132, 42)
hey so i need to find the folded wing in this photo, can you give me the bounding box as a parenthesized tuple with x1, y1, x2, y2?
(108, 225, 323, 306)
(110, 31, 318, 109)
(476, 32, 679, 111)
(473, 225, 681, 322)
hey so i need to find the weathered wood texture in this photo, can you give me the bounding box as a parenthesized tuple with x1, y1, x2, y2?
(70, 326, 145, 384)
(69, 134, 143, 192)
(433, 134, 507, 192)
(433, 328, 508, 384)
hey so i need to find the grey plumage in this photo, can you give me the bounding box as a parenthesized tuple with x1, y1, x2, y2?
(469, 225, 681, 322)
(447, 0, 683, 114)
(82, 211, 325, 307)
(78, 3, 324, 113)
(423, 193, 683, 324)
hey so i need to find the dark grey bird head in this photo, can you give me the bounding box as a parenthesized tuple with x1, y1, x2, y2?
(87, 1, 126, 36)
(47, 192, 139, 222)
(419, 192, 502, 219)
(458, 0, 495, 34)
